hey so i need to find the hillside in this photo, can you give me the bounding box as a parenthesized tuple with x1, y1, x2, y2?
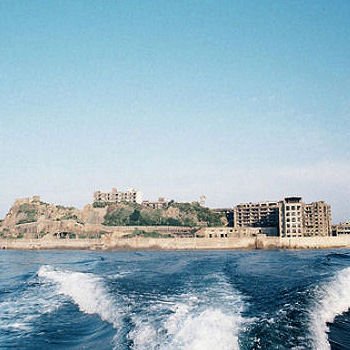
(0, 197, 84, 239)
(102, 201, 226, 227)
(1, 197, 82, 226)
(0, 197, 227, 239)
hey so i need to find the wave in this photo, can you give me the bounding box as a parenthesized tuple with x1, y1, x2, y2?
(0, 275, 61, 333)
(310, 267, 350, 349)
(38, 265, 122, 329)
(129, 275, 246, 350)
(325, 252, 350, 261)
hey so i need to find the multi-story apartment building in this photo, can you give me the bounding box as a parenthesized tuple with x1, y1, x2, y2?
(94, 188, 142, 204)
(278, 197, 304, 237)
(303, 201, 332, 237)
(233, 201, 279, 229)
(233, 197, 332, 237)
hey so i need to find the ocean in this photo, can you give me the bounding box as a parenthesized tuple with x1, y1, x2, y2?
(1, 249, 350, 349)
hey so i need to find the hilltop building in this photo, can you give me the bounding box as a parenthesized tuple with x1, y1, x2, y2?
(94, 188, 142, 204)
(142, 197, 169, 209)
(232, 197, 332, 237)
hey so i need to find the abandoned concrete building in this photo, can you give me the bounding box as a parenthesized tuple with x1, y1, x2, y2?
(94, 188, 142, 204)
(231, 196, 332, 237)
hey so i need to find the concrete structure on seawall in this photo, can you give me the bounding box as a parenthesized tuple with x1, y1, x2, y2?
(197, 226, 277, 238)
(332, 222, 350, 236)
(233, 196, 332, 237)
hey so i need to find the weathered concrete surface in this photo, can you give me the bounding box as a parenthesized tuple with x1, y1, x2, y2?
(2, 235, 350, 250)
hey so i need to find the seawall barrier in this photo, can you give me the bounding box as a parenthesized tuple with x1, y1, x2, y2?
(2, 235, 350, 250)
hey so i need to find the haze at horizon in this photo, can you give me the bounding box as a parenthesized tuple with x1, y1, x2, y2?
(0, 1, 349, 222)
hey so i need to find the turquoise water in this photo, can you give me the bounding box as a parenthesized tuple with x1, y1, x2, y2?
(1, 250, 350, 349)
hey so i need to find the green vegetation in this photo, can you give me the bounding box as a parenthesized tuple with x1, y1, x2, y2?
(103, 206, 134, 225)
(102, 202, 226, 227)
(78, 232, 103, 239)
(37, 230, 47, 239)
(124, 229, 172, 238)
(170, 202, 223, 227)
(16, 204, 38, 224)
(93, 201, 107, 208)
(61, 214, 79, 221)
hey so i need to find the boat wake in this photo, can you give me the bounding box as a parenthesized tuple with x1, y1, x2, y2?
(310, 267, 350, 349)
(38, 265, 123, 329)
(129, 274, 246, 350)
(21, 266, 247, 350)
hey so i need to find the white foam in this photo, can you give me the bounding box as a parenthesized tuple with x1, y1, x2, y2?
(130, 275, 246, 350)
(38, 265, 121, 328)
(311, 267, 350, 350)
(166, 306, 242, 350)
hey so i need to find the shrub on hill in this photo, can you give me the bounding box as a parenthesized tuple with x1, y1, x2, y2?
(102, 202, 226, 227)
(16, 204, 38, 224)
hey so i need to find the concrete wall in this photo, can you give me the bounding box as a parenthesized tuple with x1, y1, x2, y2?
(2, 235, 350, 250)
(0, 238, 103, 250)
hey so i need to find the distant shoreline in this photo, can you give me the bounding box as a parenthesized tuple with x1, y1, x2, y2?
(2, 236, 350, 251)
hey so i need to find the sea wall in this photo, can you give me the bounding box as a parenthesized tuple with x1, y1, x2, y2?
(0, 238, 104, 250)
(2, 235, 350, 250)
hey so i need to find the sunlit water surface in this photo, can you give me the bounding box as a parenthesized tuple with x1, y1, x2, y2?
(1, 249, 350, 349)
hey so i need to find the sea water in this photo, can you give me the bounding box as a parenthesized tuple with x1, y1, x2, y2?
(1, 249, 350, 349)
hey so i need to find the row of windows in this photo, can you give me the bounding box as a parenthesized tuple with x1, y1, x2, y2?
(286, 205, 301, 210)
(286, 229, 302, 233)
(208, 233, 228, 238)
(286, 217, 301, 222)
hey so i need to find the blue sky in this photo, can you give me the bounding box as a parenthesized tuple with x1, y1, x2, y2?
(0, 1, 349, 222)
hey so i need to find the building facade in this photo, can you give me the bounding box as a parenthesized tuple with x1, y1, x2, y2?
(233, 201, 279, 229)
(94, 188, 142, 204)
(303, 201, 332, 237)
(233, 197, 332, 237)
(332, 222, 350, 236)
(142, 197, 169, 209)
(197, 226, 277, 238)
